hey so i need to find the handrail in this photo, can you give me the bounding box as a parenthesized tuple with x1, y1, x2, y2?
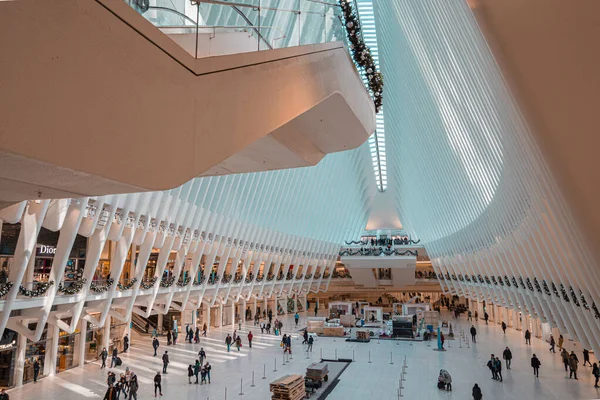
(158, 25, 286, 42)
(193, 0, 330, 16)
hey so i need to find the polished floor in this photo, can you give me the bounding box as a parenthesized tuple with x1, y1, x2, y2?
(6, 311, 600, 399)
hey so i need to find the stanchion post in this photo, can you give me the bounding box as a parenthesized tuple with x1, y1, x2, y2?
(239, 378, 244, 395)
(251, 371, 255, 387)
(390, 352, 394, 365)
(335, 349, 337, 360)
(368, 350, 371, 363)
(353, 349, 355, 362)
(320, 348, 322, 359)
(262, 364, 266, 379)
(225, 387, 228, 400)
(273, 358, 277, 372)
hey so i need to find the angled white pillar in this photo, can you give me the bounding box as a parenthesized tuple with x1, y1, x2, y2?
(44, 323, 59, 376)
(13, 331, 27, 387)
(74, 318, 87, 368)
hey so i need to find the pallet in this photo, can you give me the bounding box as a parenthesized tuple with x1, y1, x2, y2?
(270, 374, 305, 400)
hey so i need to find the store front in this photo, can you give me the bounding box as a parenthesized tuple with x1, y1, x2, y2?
(23, 338, 47, 384)
(0, 329, 17, 388)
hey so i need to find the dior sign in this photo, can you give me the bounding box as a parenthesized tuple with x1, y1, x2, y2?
(38, 245, 57, 255)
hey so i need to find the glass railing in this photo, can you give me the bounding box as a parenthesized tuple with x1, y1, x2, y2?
(123, 0, 344, 58)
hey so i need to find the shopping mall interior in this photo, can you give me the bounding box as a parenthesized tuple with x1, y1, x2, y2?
(1, 0, 600, 399)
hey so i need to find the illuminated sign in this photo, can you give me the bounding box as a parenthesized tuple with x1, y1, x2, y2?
(38, 245, 57, 256)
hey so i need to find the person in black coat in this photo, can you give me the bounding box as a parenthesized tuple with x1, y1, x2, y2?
(154, 372, 163, 396)
(152, 337, 160, 356)
(101, 348, 108, 369)
(501, 321, 507, 334)
(0, 388, 9, 400)
(123, 335, 129, 353)
(33, 358, 40, 382)
(531, 354, 541, 377)
(162, 351, 169, 373)
(470, 325, 477, 343)
(167, 330, 172, 346)
(472, 384, 482, 400)
(525, 330, 532, 345)
(103, 384, 117, 400)
(502, 347, 512, 370)
(110, 347, 118, 368)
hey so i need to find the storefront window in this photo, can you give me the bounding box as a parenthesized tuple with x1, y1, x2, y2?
(23, 340, 46, 384)
(0, 329, 17, 388)
(57, 332, 77, 372)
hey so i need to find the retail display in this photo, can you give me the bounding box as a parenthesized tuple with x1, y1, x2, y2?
(270, 374, 305, 400)
(356, 329, 370, 342)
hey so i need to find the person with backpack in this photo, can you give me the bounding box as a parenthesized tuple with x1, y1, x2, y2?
(307, 335, 314, 352)
(225, 334, 232, 352)
(593, 363, 600, 388)
(110, 347, 118, 368)
(162, 351, 169, 374)
(569, 351, 579, 379)
(495, 357, 503, 382)
(503, 346, 512, 370)
(153, 337, 159, 356)
(154, 371, 163, 397)
(101, 348, 108, 369)
(472, 383, 482, 400)
(128, 374, 138, 400)
(439, 369, 452, 391)
(525, 330, 531, 345)
(470, 325, 477, 343)
(531, 354, 541, 377)
(487, 354, 497, 380)
(247, 331, 253, 348)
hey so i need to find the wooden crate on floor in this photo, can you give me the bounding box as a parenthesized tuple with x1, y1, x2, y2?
(323, 326, 344, 337)
(269, 374, 305, 400)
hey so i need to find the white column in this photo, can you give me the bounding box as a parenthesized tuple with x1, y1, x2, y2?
(157, 313, 164, 333)
(252, 298, 257, 320)
(74, 318, 87, 368)
(44, 323, 59, 376)
(25, 249, 35, 290)
(242, 299, 247, 323)
(191, 309, 198, 328)
(102, 316, 111, 349)
(293, 295, 298, 313)
(218, 302, 223, 328)
(263, 296, 268, 316)
(206, 303, 211, 330)
(274, 295, 278, 317)
(13, 332, 27, 386)
(230, 300, 235, 327)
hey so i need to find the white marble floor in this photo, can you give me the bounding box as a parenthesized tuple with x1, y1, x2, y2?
(6, 312, 600, 400)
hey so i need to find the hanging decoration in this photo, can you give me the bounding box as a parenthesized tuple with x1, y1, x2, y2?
(19, 281, 54, 297)
(90, 278, 114, 293)
(193, 275, 205, 286)
(58, 279, 87, 295)
(338, 0, 383, 113)
(140, 276, 158, 290)
(0, 282, 13, 298)
(176, 277, 191, 287)
(160, 276, 176, 288)
(117, 278, 138, 291)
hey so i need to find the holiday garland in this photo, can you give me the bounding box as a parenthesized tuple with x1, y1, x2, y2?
(0, 282, 13, 298)
(176, 277, 191, 287)
(58, 279, 88, 295)
(339, 0, 383, 113)
(160, 276, 176, 288)
(117, 278, 138, 291)
(193, 275, 205, 286)
(19, 281, 54, 297)
(140, 276, 158, 290)
(90, 278, 114, 293)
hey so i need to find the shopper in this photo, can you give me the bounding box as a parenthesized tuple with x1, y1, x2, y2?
(467, 310, 472, 322)
(107, 371, 116, 387)
(484, 312, 489, 325)
(101, 348, 108, 369)
(495, 357, 503, 382)
(166, 330, 172, 346)
(472, 384, 482, 400)
(487, 354, 497, 379)
(266, 322, 271, 335)
(525, 330, 531, 345)
(200, 364, 207, 384)
(198, 348, 206, 365)
(248, 331, 253, 348)
(531, 354, 541, 377)
(225, 334, 232, 352)
(470, 325, 477, 343)
(439, 369, 452, 391)
(162, 351, 169, 374)
(154, 371, 163, 397)
(111, 347, 118, 368)
(118, 373, 127, 398)
(307, 335, 314, 352)
(195, 327, 200, 343)
(152, 337, 159, 356)
(194, 359, 200, 384)
(33, 358, 40, 382)
(302, 330, 309, 345)
(0, 389, 8, 400)
(172, 329, 178, 345)
(314, 304, 318, 317)
(123, 334, 129, 353)
(128, 374, 138, 400)
(232, 330, 237, 343)
(549, 335, 556, 353)
(502, 346, 512, 370)
(268, 309, 273, 324)
(501, 321, 507, 334)
(584, 349, 592, 366)
(202, 323, 207, 337)
(569, 351, 579, 379)
(561, 349, 570, 372)
(558, 334, 564, 351)
(235, 336, 242, 352)
(294, 312, 299, 327)
(440, 332, 445, 350)
(593, 363, 600, 387)
(103, 384, 118, 400)
(188, 365, 194, 384)
(204, 362, 211, 384)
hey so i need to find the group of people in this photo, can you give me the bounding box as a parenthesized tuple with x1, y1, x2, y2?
(104, 367, 139, 400)
(187, 349, 212, 385)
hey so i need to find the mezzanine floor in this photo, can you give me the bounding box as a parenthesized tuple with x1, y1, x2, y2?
(6, 311, 600, 400)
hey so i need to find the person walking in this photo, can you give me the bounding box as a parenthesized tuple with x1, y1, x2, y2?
(503, 346, 512, 370)
(593, 363, 600, 388)
(472, 383, 482, 400)
(314, 304, 318, 317)
(101, 348, 108, 369)
(302, 330, 308, 345)
(467, 310, 472, 322)
(235, 336, 242, 352)
(172, 329, 177, 345)
(561, 348, 570, 372)
(123, 334, 129, 353)
(33, 358, 40, 382)
(153, 337, 159, 356)
(487, 354, 497, 379)
(232, 330, 237, 343)
(307, 335, 314, 352)
(495, 357, 503, 382)
(103, 384, 118, 400)
(188, 365, 194, 384)
(195, 327, 200, 343)
(558, 334, 564, 351)
(260, 323, 265, 334)
(153, 371, 163, 397)
(162, 351, 169, 374)
(531, 354, 541, 377)
(110, 347, 118, 368)
(128, 374, 138, 400)
(166, 330, 172, 346)
(202, 323, 207, 337)
(484, 312, 489, 325)
(248, 331, 253, 348)
(294, 312, 299, 327)
(569, 351, 579, 379)
(470, 325, 477, 343)
(549, 335, 556, 353)
(584, 349, 592, 366)
(525, 329, 531, 345)
(501, 321, 507, 334)
(268, 309, 273, 324)
(198, 348, 206, 365)
(204, 362, 211, 384)
(225, 334, 232, 353)
(266, 322, 271, 335)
